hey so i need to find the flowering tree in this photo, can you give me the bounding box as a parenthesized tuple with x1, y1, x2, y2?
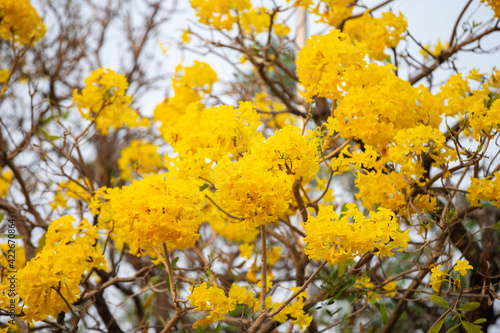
(1, 0, 500, 332)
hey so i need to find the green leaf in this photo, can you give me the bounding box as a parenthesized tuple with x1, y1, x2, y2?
(199, 184, 209, 191)
(35, 233, 46, 254)
(171, 256, 179, 271)
(195, 325, 204, 333)
(428, 318, 445, 333)
(458, 302, 481, 312)
(375, 302, 388, 325)
(41, 129, 60, 141)
(462, 321, 483, 333)
(429, 295, 450, 308)
(212, 322, 221, 333)
(473, 318, 487, 324)
(0, 212, 4, 223)
(445, 323, 461, 333)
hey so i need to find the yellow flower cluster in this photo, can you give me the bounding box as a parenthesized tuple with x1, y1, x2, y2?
(435, 68, 500, 140)
(0, 168, 12, 197)
(296, 29, 367, 102)
(213, 154, 293, 229)
(17, 216, 106, 322)
(187, 282, 256, 327)
(73, 68, 149, 135)
(468, 98, 500, 139)
(344, 11, 407, 60)
(468, 172, 500, 207)
(154, 61, 217, 141)
(270, 288, 312, 329)
(191, 0, 251, 30)
(253, 125, 319, 181)
(308, 0, 354, 27)
(190, 0, 290, 35)
(212, 125, 317, 229)
(165, 101, 261, 162)
(388, 125, 446, 177)
(303, 204, 409, 264)
(118, 140, 163, 180)
(326, 63, 443, 150)
(430, 260, 473, 292)
(103, 173, 204, 255)
(0, 0, 46, 45)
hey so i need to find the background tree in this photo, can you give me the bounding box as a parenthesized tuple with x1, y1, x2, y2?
(1, 0, 500, 332)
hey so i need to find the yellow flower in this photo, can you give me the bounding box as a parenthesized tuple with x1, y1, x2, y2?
(17, 216, 106, 322)
(187, 282, 237, 327)
(0, 69, 10, 83)
(468, 172, 500, 207)
(303, 204, 409, 265)
(454, 259, 473, 276)
(239, 243, 254, 259)
(430, 265, 448, 292)
(73, 68, 149, 135)
(0, 169, 13, 197)
(50, 192, 69, 210)
(0, 0, 46, 45)
(344, 11, 407, 60)
(104, 173, 204, 255)
(118, 140, 163, 180)
(382, 281, 397, 297)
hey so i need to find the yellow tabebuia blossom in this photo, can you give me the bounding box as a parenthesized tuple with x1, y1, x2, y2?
(0, 168, 13, 197)
(50, 192, 69, 210)
(344, 11, 407, 61)
(191, 0, 251, 30)
(430, 265, 448, 292)
(17, 216, 106, 322)
(326, 64, 443, 150)
(104, 173, 204, 255)
(253, 125, 319, 181)
(454, 259, 473, 276)
(73, 68, 149, 135)
(468, 172, 500, 207)
(383, 281, 397, 297)
(0, 0, 46, 45)
(213, 153, 293, 229)
(468, 98, 500, 139)
(154, 61, 217, 141)
(303, 203, 409, 264)
(355, 169, 437, 215)
(0, 69, 10, 83)
(212, 124, 317, 229)
(187, 282, 256, 327)
(308, 0, 354, 27)
(118, 140, 163, 180)
(165, 101, 261, 162)
(297, 29, 367, 102)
